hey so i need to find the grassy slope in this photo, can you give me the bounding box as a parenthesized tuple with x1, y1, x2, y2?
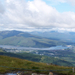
(17, 52, 73, 66)
(35, 49, 75, 67)
(0, 55, 73, 75)
(42, 50, 75, 66)
(0, 48, 73, 67)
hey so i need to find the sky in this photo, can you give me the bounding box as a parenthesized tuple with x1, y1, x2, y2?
(0, 0, 75, 32)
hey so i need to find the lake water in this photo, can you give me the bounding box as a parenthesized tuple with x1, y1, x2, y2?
(5, 73, 17, 75)
(0, 45, 71, 50)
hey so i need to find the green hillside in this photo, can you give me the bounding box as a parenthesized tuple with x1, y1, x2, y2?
(17, 52, 73, 66)
(36, 49, 75, 66)
(0, 48, 73, 67)
(0, 30, 66, 47)
(0, 55, 73, 75)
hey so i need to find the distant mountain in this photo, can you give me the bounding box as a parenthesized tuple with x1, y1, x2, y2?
(0, 30, 36, 39)
(30, 31, 75, 43)
(0, 30, 66, 48)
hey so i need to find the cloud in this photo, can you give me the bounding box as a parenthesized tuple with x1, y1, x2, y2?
(67, 0, 75, 5)
(0, 0, 75, 31)
(0, 1, 5, 14)
(63, 0, 75, 5)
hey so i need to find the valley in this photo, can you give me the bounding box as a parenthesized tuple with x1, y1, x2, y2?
(0, 44, 74, 66)
(0, 30, 75, 75)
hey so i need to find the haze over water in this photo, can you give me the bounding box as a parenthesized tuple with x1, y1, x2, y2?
(0, 45, 70, 50)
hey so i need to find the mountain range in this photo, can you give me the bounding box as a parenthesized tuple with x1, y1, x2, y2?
(0, 30, 69, 48)
(30, 31, 75, 44)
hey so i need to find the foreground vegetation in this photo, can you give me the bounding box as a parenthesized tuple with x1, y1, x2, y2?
(34, 49, 75, 66)
(0, 48, 73, 66)
(0, 55, 74, 75)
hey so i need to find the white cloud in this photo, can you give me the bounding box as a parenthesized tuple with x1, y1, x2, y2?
(0, 1, 5, 14)
(63, 0, 75, 5)
(0, 0, 75, 31)
(67, 0, 75, 5)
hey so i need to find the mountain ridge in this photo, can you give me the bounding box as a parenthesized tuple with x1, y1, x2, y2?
(30, 30, 75, 43)
(0, 30, 67, 48)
